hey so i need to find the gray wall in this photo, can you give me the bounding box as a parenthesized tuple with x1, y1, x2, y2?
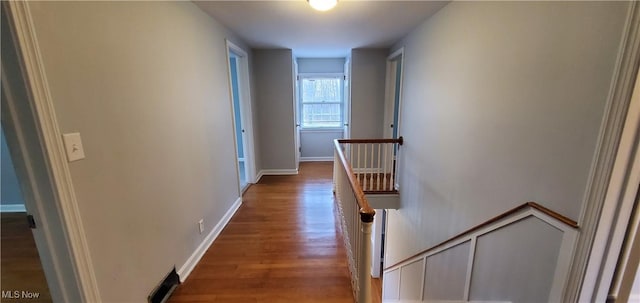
(25, 2, 250, 301)
(253, 49, 296, 171)
(0, 126, 24, 206)
(297, 57, 345, 159)
(300, 130, 342, 158)
(384, 0, 630, 300)
(350, 49, 388, 139)
(297, 58, 345, 74)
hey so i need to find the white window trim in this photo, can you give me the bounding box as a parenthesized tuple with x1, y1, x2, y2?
(298, 73, 345, 130)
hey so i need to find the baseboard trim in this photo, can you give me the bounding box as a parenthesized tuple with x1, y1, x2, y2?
(259, 169, 298, 176)
(300, 157, 333, 162)
(177, 197, 242, 282)
(0, 204, 26, 212)
(255, 168, 299, 183)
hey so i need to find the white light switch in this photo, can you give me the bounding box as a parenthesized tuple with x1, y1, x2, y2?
(62, 132, 85, 162)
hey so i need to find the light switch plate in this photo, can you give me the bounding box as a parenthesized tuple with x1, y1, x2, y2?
(62, 132, 85, 162)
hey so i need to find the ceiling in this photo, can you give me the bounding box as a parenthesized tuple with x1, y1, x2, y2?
(194, 1, 448, 58)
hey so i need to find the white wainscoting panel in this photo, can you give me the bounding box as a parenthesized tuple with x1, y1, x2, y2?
(424, 241, 470, 300)
(383, 207, 576, 303)
(400, 259, 425, 301)
(383, 268, 401, 301)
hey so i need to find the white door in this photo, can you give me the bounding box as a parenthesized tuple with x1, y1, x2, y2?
(293, 60, 301, 170)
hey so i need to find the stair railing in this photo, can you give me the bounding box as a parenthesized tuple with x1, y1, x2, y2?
(332, 137, 403, 303)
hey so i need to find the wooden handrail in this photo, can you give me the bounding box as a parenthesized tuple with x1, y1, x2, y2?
(337, 136, 403, 145)
(333, 139, 375, 222)
(363, 190, 398, 195)
(384, 201, 578, 270)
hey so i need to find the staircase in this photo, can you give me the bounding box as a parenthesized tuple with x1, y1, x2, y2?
(332, 137, 403, 303)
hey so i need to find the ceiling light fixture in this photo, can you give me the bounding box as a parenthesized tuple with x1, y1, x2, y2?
(308, 0, 338, 12)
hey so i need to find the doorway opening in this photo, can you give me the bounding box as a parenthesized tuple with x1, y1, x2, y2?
(383, 49, 404, 141)
(372, 48, 405, 278)
(1, 124, 52, 303)
(226, 41, 256, 193)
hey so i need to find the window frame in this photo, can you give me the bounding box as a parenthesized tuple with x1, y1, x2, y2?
(298, 73, 345, 130)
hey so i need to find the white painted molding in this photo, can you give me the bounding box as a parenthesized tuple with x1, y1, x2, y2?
(388, 47, 404, 60)
(300, 157, 333, 162)
(384, 206, 577, 302)
(582, 26, 640, 302)
(6, 2, 102, 302)
(258, 169, 299, 176)
(226, 40, 248, 58)
(226, 39, 258, 185)
(177, 197, 242, 282)
(0, 204, 26, 212)
(570, 2, 640, 302)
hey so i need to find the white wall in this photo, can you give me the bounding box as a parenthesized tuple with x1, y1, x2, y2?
(253, 49, 297, 171)
(0, 125, 24, 207)
(297, 58, 345, 160)
(350, 49, 387, 139)
(385, 1, 630, 301)
(25, 2, 250, 301)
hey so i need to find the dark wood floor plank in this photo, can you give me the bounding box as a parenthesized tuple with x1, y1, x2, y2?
(1, 212, 52, 303)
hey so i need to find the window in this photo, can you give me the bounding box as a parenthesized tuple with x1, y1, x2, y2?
(300, 76, 343, 128)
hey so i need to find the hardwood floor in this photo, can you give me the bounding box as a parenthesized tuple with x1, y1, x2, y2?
(1, 212, 52, 303)
(169, 162, 382, 303)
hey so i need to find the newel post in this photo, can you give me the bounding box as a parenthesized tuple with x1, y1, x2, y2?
(358, 211, 374, 303)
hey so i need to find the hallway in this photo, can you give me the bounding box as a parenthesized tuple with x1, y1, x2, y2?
(169, 162, 376, 303)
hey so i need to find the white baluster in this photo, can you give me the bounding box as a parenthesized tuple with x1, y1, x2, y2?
(376, 144, 381, 191)
(363, 144, 368, 190)
(389, 144, 394, 190)
(383, 143, 388, 191)
(357, 144, 361, 183)
(369, 144, 374, 191)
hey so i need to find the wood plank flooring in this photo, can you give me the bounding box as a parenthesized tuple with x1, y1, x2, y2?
(1, 212, 52, 303)
(169, 162, 381, 303)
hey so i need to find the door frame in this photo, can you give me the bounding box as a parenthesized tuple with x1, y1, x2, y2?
(383, 47, 405, 140)
(579, 60, 640, 302)
(2, 2, 101, 302)
(343, 57, 351, 139)
(569, 2, 640, 301)
(225, 40, 257, 189)
(293, 59, 300, 170)
(372, 47, 406, 278)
